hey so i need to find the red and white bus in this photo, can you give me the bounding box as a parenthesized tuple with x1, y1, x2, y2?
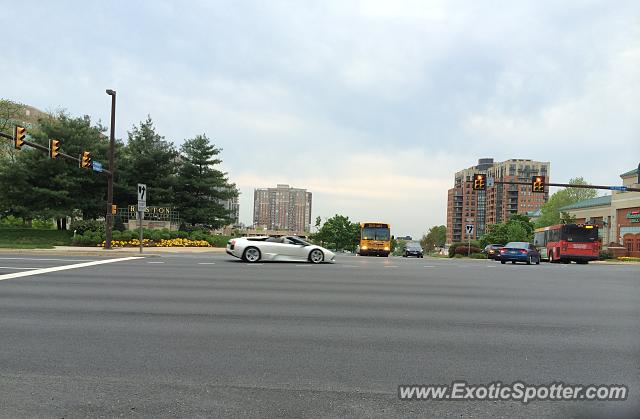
(533, 224, 599, 264)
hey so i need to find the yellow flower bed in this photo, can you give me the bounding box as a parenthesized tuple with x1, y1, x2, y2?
(99, 238, 211, 248)
(617, 256, 640, 262)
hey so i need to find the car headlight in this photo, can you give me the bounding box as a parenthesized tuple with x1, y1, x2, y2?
(362, 246, 368, 250)
(384, 246, 389, 251)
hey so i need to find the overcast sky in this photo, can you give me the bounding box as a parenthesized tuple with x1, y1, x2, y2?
(2, 0, 639, 237)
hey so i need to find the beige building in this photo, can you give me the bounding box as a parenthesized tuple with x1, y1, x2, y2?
(561, 168, 640, 256)
(447, 158, 550, 243)
(253, 184, 312, 232)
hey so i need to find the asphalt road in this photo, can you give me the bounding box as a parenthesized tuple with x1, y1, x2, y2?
(0, 252, 638, 418)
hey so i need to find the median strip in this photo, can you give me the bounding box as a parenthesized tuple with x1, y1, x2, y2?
(0, 257, 144, 281)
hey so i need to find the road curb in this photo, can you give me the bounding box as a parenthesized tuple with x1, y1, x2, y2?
(0, 246, 227, 257)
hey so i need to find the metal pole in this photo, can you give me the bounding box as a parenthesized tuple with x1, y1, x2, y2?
(105, 89, 116, 250)
(139, 210, 143, 254)
(468, 232, 471, 257)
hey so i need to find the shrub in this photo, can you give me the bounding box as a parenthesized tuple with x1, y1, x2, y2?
(470, 253, 487, 259)
(206, 235, 232, 247)
(599, 249, 613, 260)
(617, 256, 640, 262)
(70, 219, 105, 235)
(112, 230, 122, 240)
(454, 254, 464, 258)
(454, 245, 482, 256)
(72, 234, 83, 245)
(120, 230, 135, 241)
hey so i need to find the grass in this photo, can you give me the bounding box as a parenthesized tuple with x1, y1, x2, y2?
(0, 228, 73, 249)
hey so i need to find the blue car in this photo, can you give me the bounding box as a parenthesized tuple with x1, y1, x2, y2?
(499, 242, 541, 265)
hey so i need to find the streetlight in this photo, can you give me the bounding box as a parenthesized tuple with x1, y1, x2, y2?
(105, 89, 116, 250)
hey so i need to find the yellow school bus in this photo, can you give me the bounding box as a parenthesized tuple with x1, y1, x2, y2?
(358, 222, 392, 256)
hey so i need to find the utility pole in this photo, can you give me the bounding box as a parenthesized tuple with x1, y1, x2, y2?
(105, 89, 116, 250)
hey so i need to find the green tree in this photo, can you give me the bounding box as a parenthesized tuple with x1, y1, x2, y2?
(0, 112, 109, 227)
(115, 116, 178, 207)
(420, 225, 447, 250)
(535, 177, 598, 228)
(314, 214, 360, 251)
(174, 134, 238, 227)
(480, 214, 535, 246)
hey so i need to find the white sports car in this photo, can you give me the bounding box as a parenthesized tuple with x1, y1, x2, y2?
(226, 236, 336, 264)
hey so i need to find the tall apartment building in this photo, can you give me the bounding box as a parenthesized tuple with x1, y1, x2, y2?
(253, 184, 312, 232)
(446, 158, 550, 243)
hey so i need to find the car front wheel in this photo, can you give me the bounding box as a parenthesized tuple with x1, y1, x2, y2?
(309, 249, 324, 264)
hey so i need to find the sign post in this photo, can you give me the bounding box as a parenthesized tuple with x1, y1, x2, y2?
(137, 184, 147, 254)
(465, 224, 474, 256)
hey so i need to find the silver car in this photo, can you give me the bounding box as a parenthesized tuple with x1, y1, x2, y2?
(226, 236, 336, 264)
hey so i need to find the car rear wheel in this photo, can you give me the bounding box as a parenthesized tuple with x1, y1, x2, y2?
(242, 247, 261, 263)
(526, 256, 532, 265)
(501, 260, 506, 264)
(309, 249, 324, 264)
(511, 261, 516, 264)
(536, 257, 540, 265)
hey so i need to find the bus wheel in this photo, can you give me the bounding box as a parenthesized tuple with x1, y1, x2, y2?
(562, 259, 570, 264)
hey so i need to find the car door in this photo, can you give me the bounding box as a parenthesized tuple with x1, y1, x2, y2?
(283, 237, 308, 259)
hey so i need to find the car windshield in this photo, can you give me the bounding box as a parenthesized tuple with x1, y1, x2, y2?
(288, 237, 310, 246)
(406, 243, 421, 249)
(362, 227, 390, 241)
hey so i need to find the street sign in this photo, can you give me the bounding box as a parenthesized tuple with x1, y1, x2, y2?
(137, 183, 147, 212)
(465, 224, 474, 235)
(92, 161, 103, 172)
(610, 186, 627, 192)
(487, 177, 494, 187)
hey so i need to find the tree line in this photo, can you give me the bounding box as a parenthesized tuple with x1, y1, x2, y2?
(0, 100, 238, 229)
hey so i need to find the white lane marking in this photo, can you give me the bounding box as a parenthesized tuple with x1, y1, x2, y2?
(295, 264, 311, 267)
(0, 266, 40, 270)
(246, 264, 264, 266)
(423, 265, 435, 268)
(198, 262, 216, 265)
(0, 257, 144, 281)
(384, 265, 398, 268)
(0, 257, 96, 262)
(147, 261, 165, 264)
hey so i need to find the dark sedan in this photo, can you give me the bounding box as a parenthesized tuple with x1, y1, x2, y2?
(483, 244, 503, 260)
(403, 242, 424, 258)
(499, 242, 541, 265)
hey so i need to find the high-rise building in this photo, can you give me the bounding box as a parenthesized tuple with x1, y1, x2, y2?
(253, 184, 312, 232)
(446, 158, 550, 243)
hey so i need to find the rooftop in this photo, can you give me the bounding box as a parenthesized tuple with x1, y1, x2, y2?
(560, 195, 612, 211)
(620, 167, 639, 178)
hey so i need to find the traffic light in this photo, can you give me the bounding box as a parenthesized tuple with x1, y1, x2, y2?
(532, 175, 545, 192)
(472, 173, 486, 190)
(80, 151, 92, 168)
(13, 126, 26, 149)
(49, 139, 60, 159)
(111, 205, 117, 215)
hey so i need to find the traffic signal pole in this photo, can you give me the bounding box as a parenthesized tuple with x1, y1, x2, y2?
(492, 180, 640, 192)
(0, 131, 109, 171)
(105, 89, 116, 250)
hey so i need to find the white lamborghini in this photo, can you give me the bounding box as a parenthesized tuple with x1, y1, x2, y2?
(226, 236, 336, 264)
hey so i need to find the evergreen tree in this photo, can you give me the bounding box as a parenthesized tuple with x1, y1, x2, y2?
(175, 134, 237, 227)
(115, 116, 179, 207)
